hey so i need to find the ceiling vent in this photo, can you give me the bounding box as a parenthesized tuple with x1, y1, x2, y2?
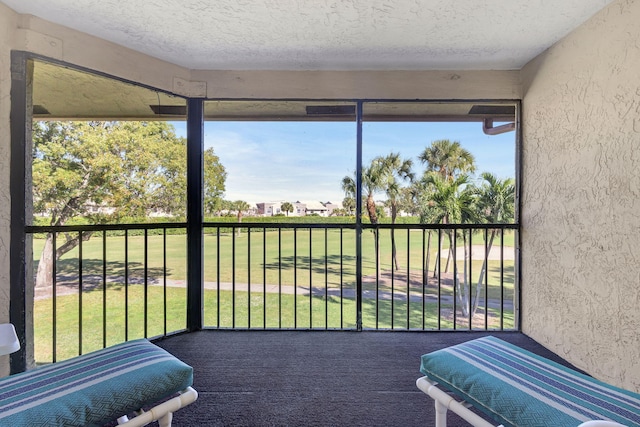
(149, 105, 187, 116)
(306, 105, 355, 116)
(468, 105, 515, 116)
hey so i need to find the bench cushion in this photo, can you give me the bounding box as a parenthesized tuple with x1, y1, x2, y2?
(0, 339, 193, 426)
(420, 336, 640, 427)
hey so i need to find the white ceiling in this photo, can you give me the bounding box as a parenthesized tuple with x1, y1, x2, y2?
(2, 0, 614, 70)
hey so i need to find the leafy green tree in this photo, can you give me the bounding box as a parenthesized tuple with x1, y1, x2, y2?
(331, 208, 348, 217)
(418, 139, 476, 181)
(281, 202, 294, 216)
(32, 121, 226, 289)
(203, 147, 228, 215)
(398, 186, 421, 217)
(342, 197, 355, 216)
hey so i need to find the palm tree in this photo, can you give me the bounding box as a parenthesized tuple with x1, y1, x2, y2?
(419, 139, 477, 273)
(342, 196, 355, 216)
(419, 139, 476, 181)
(342, 156, 403, 282)
(231, 200, 250, 236)
(341, 159, 388, 225)
(416, 180, 440, 287)
(281, 201, 294, 216)
(379, 153, 414, 270)
(470, 172, 515, 315)
(422, 172, 477, 317)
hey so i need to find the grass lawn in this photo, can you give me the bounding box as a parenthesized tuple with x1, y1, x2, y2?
(35, 283, 515, 363)
(32, 227, 516, 362)
(33, 228, 515, 287)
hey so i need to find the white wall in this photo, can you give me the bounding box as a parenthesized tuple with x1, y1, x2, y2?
(521, 0, 640, 391)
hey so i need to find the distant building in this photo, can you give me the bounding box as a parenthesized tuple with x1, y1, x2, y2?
(256, 201, 283, 216)
(323, 201, 341, 216)
(301, 201, 329, 216)
(293, 201, 305, 216)
(256, 200, 341, 217)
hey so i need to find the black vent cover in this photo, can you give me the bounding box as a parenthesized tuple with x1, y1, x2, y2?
(149, 105, 187, 116)
(468, 105, 515, 116)
(306, 105, 356, 116)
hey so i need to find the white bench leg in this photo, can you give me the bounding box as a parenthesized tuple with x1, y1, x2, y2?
(157, 412, 173, 427)
(435, 399, 448, 427)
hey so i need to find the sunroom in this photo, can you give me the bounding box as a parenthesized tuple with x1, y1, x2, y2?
(0, 0, 638, 425)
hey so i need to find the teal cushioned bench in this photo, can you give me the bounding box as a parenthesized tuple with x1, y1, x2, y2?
(0, 339, 194, 426)
(419, 336, 640, 427)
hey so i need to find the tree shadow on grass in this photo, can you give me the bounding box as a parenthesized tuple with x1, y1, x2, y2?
(489, 264, 515, 284)
(36, 258, 170, 298)
(263, 254, 358, 277)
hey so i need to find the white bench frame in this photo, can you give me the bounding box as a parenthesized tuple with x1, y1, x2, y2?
(416, 376, 498, 427)
(416, 376, 628, 427)
(116, 386, 198, 427)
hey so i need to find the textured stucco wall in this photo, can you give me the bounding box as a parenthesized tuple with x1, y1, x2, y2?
(521, 0, 640, 391)
(0, 3, 17, 376)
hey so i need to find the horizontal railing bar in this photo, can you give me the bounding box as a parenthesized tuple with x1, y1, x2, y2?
(364, 223, 518, 230)
(207, 222, 517, 230)
(27, 222, 187, 233)
(203, 327, 359, 332)
(204, 222, 357, 230)
(27, 222, 518, 234)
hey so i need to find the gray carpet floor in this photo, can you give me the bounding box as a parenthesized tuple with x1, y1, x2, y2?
(154, 330, 579, 427)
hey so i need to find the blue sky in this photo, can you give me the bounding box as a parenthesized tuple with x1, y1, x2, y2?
(173, 120, 515, 206)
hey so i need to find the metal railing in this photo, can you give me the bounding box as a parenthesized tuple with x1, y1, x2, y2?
(203, 222, 518, 331)
(29, 223, 188, 363)
(27, 221, 518, 362)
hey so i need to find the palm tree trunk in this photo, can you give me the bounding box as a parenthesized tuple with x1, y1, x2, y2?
(456, 230, 470, 318)
(391, 203, 399, 271)
(442, 217, 452, 273)
(471, 230, 497, 315)
(373, 229, 381, 286)
(366, 194, 378, 224)
(423, 230, 432, 287)
(444, 244, 453, 273)
(450, 230, 466, 319)
(391, 229, 398, 270)
(432, 230, 443, 278)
